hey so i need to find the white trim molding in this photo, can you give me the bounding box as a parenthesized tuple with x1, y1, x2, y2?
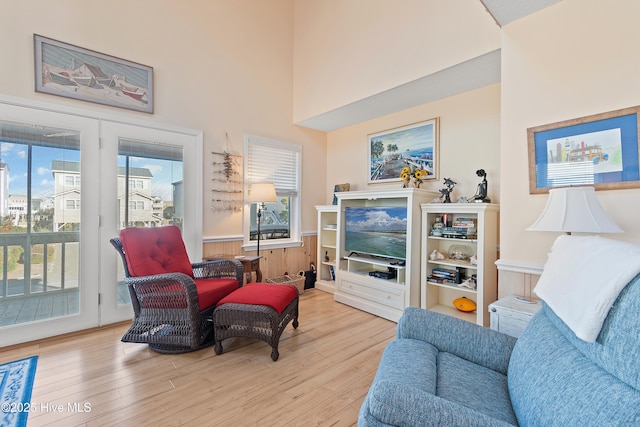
(495, 259, 544, 276)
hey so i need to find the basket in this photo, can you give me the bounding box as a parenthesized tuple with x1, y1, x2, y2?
(266, 270, 306, 294)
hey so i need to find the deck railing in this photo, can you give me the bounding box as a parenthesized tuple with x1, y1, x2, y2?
(0, 231, 79, 299)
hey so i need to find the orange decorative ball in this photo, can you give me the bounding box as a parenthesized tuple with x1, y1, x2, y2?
(453, 297, 477, 312)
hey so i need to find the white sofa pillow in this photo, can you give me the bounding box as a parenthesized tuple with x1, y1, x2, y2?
(533, 235, 640, 342)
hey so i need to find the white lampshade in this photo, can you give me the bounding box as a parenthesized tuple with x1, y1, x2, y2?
(527, 186, 623, 234)
(247, 182, 277, 203)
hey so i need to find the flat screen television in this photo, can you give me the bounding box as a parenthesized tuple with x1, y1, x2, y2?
(344, 206, 407, 260)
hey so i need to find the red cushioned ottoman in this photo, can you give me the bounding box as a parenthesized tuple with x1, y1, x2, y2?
(213, 283, 299, 361)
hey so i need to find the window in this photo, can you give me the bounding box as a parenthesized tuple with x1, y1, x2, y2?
(65, 199, 80, 210)
(128, 179, 144, 190)
(243, 135, 301, 250)
(118, 139, 183, 229)
(65, 175, 80, 186)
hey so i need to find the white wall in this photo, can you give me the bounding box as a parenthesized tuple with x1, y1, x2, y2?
(500, 0, 640, 266)
(0, 0, 327, 239)
(293, 0, 500, 124)
(326, 84, 501, 203)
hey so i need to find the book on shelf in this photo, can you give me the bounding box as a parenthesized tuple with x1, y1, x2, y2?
(427, 276, 459, 285)
(430, 268, 461, 283)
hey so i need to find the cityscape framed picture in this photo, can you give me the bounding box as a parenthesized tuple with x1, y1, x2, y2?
(527, 106, 640, 193)
(34, 34, 154, 113)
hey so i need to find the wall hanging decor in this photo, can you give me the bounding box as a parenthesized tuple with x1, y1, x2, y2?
(368, 118, 439, 184)
(34, 34, 154, 113)
(527, 106, 640, 193)
(211, 134, 242, 212)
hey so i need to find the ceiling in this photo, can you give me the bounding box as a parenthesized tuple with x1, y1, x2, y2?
(481, 0, 561, 26)
(296, 0, 561, 132)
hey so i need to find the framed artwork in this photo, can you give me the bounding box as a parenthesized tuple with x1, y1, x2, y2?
(527, 106, 640, 194)
(34, 34, 154, 113)
(368, 118, 439, 184)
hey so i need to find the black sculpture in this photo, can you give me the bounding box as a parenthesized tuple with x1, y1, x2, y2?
(469, 169, 491, 203)
(440, 178, 456, 203)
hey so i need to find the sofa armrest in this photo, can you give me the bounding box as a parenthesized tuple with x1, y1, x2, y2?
(126, 272, 200, 311)
(363, 379, 516, 427)
(397, 307, 517, 374)
(193, 259, 244, 285)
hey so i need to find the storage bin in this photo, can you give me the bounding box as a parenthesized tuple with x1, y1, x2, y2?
(266, 270, 306, 294)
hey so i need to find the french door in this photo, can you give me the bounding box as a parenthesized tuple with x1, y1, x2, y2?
(0, 103, 100, 346)
(0, 100, 202, 346)
(98, 121, 202, 325)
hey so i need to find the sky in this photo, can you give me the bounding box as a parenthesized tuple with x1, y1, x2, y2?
(345, 207, 408, 232)
(0, 141, 181, 201)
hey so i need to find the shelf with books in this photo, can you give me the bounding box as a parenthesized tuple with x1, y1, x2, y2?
(420, 203, 498, 327)
(315, 205, 339, 294)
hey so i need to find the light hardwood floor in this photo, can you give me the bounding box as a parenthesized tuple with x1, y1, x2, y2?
(0, 289, 397, 426)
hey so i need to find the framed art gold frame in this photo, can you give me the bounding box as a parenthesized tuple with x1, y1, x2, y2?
(527, 106, 640, 194)
(368, 118, 439, 184)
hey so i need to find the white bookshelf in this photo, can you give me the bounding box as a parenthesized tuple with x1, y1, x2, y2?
(315, 205, 338, 294)
(333, 188, 438, 322)
(420, 203, 498, 326)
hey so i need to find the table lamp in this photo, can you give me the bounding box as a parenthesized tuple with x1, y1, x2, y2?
(527, 186, 623, 235)
(247, 182, 278, 255)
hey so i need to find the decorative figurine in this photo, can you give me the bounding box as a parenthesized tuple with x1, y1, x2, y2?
(429, 249, 446, 261)
(440, 178, 457, 203)
(469, 169, 491, 203)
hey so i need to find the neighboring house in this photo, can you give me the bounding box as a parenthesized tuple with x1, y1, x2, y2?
(51, 160, 163, 230)
(7, 195, 52, 227)
(7, 194, 27, 226)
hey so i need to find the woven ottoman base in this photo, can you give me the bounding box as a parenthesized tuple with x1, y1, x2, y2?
(213, 283, 299, 361)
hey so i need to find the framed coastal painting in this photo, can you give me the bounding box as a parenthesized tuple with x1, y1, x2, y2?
(34, 34, 154, 113)
(368, 118, 439, 184)
(527, 106, 640, 194)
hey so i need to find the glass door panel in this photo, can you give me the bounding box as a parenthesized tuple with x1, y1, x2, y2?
(99, 121, 201, 324)
(0, 104, 99, 346)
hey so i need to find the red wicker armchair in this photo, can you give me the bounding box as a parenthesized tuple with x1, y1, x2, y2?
(110, 225, 243, 353)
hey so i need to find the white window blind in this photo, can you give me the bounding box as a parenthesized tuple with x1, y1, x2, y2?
(245, 135, 300, 196)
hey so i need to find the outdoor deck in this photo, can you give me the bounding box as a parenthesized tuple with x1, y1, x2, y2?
(0, 283, 130, 326)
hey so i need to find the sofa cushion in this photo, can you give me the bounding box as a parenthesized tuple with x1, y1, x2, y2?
(364, 339, 517, 427)
(195, 278, 240, 311)
(120, 226, 194, 278)
(437, 352, 517, 425)
(509, 307, 640, 426)
(135, 278, 239, 312)
(541, 273, 640, 392)
(216, 283, 298, 314)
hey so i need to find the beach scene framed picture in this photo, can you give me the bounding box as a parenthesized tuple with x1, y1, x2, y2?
(368, 118, 439, 184)
(34, 34, 154, 113)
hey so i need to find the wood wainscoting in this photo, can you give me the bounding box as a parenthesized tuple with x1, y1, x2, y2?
(203, 234, 317, 283)
(495, 259, 543, 299)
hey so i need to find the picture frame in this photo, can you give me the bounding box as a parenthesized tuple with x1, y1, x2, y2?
(527, 106, 640, 194)
(368, 118, 439, 184)
(34, 34, 154, 113)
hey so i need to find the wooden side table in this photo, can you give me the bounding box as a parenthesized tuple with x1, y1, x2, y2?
(488, 295, 541, 338)
(204, 255, 262, 284)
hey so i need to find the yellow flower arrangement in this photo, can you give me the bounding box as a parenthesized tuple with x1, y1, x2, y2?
(400, 165, 427, 188)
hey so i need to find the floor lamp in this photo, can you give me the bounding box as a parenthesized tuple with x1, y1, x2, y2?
(248, 182, 277, 256)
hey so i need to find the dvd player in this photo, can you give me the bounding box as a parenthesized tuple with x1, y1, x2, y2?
(369, 270, 397, 280)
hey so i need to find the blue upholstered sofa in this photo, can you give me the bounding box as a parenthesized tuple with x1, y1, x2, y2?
(359, 268, 640, 425)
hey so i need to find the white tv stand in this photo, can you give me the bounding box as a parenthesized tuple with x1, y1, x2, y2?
(334, 188, 437, 322)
